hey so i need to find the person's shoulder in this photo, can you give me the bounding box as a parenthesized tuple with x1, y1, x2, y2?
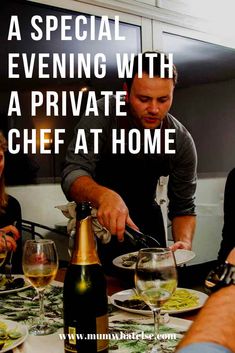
(166, 113, 191, 136)
(227, 168, 235, 179)
(225, 168, 235, 190)
(7, 195, 21, 210)
(166, 113, 195, 148)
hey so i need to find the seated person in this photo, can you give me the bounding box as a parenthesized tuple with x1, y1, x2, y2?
(218, 168, 235, 263)
(0, 131, 22, 273)
(176, 247, 235, 353)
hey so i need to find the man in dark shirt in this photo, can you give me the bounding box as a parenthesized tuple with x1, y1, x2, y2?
(62, 52, 197, 260)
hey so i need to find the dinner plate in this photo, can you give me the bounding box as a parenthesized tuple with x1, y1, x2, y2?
(0, 318, 28, 352)
(110, 288, 208, 315)
(112, 249, 195, 270)
(0, 275, 31, 295)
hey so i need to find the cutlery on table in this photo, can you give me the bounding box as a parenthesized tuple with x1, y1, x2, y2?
(5, 250, 14, 282)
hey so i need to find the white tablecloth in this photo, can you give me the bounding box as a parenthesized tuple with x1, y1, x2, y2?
(13, 329, 64, 353)
(1, 279, 192, 353)
(12, 314, 191, 353)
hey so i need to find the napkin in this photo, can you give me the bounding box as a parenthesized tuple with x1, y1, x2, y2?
(55, 202, 111, 244)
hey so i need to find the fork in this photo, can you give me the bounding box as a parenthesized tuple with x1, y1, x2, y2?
(5, 221, 17, 281)
(5, 250, 14, 282)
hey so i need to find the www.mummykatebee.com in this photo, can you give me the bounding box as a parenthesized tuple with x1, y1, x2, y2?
(59, 332, 177, 341)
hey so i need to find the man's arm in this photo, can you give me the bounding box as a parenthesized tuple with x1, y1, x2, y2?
(167, 120, 197, 251)
(170, 215, 196, 251)
(176, 248, 235, 353)
(69, 175, 138, 241)
(177, 286, 235, 353)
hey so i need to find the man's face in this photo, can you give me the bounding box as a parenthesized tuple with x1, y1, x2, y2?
(128, 73, 174, 129)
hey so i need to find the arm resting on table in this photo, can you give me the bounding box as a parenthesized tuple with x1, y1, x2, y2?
(176, 285, 235, 353)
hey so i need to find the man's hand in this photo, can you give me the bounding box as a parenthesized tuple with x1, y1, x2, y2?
(97, 190, 138, 241)
(171, 215, 196, 251)
(169, 240, 192, 251)
(70, 175, 139, 242)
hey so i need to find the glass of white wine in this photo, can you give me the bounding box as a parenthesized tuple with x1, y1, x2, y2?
(22, 239, 59, 335)
(135, 248, 177, 353)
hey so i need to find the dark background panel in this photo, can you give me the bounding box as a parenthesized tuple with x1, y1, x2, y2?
(164, 33, 235, 176)
(1, 0, 141, 184)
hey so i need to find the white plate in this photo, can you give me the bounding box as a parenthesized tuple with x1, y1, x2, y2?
(109, 313, 192, 334)
(0, 275, 31, 295)
(112, 249, 195, 270)
(0, 318, 28, 352)
(110, 288, 208, 315)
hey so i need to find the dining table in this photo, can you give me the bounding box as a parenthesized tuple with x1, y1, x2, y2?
(0, 268, 204, 353)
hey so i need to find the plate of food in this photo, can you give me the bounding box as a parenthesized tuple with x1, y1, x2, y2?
(0, 318, 28, 352)
(0, 275, 31, 295)
(113, 249, 195, 270)
(110, 287, 208, 315)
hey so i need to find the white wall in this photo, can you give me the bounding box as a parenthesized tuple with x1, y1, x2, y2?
(191, 177, 226, 265)
(166, 177, 226, 265)
(7, 184, 70, 262)
(7, 184, 67, 228)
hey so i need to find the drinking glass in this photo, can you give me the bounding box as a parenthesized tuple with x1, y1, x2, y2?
(135, 248, 177, 353)
(22, 239, 59, 335)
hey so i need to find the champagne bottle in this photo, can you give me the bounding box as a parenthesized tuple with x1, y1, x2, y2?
(63, 202, 109, 353)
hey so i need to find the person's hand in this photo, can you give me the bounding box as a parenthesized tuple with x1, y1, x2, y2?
(0, 225, 20, 240)
(169, 240, 192, 251)
(0, 234, 17, 251)
(0, 225, 20, 252)
(97, 190, 138, 241)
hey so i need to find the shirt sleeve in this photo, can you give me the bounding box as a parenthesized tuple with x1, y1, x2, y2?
(61, 98, 114, 200)
(168, 126, 197, 220)
(177, 342, 233, 353)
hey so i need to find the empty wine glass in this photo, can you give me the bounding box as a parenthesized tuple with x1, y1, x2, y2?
(135, 248, 177, 353)
(22, 239, 58, 335)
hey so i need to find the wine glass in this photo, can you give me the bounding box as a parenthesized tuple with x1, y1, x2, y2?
(22, 239, 59, 335)
(135, 248, 177, 353)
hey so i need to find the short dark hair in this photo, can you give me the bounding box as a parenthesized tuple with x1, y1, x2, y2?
(125, 51, 178, 92)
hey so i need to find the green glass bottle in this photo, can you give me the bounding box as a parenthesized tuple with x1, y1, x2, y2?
(63, 202, 108, 353)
